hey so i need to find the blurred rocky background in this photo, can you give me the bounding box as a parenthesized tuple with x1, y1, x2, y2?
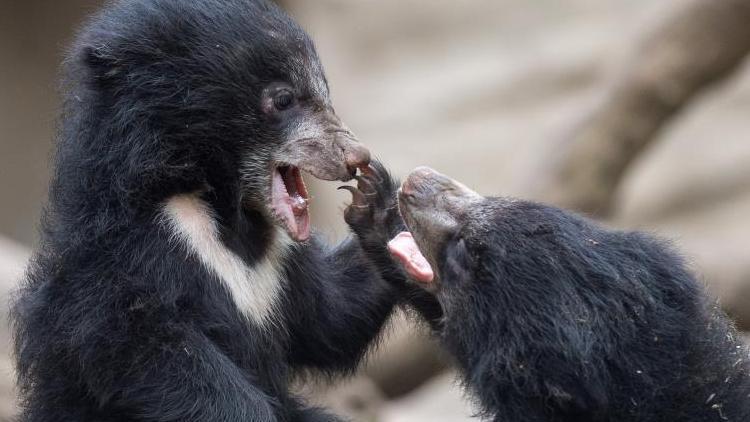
(1, 0, 749, 420)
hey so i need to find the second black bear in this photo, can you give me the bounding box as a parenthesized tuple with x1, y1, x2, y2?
(381, 167, 750, 421)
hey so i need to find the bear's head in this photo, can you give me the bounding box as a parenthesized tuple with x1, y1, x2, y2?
(65, 0, 368, 241)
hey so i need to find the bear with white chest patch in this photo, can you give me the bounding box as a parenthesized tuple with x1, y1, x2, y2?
(12, 1, 410, 421)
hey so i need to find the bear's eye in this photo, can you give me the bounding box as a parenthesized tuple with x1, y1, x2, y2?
(273, 90, 295, 111)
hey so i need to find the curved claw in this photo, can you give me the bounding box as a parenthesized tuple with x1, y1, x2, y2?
(338, 185, 368, 206)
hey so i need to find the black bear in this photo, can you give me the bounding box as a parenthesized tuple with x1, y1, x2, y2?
(12, 0, 406, 421)
(379, 166, 750, 421)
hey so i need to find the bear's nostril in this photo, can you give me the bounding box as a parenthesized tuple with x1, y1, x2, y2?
(346, 163, 358, 178)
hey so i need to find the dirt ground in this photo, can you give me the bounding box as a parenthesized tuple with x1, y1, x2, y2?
(1, 0, 749, 420)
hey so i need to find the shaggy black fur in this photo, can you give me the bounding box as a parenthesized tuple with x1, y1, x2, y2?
(385, 168, 750, 421)
(12, 1, 403, 421)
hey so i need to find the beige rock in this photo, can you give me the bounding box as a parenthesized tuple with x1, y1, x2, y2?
(380, 372, 476, 422)
(616, 62, 750, 224)
(362, 311, 448, 399)
(296, 376, 386, 422)
(0, 236, 30, 420)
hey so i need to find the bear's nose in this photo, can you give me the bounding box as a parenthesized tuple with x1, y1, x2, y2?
(403, 166, 444, 195)
(337, 134, 371, 177)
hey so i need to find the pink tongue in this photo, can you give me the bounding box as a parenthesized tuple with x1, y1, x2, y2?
(387, 232, 434, 283)
(271, 170, 310, 242)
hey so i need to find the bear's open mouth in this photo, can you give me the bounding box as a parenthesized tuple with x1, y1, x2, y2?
(271, 165, 310, 242)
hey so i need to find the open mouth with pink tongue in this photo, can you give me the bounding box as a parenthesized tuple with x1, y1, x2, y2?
(387, 231, 434, 284)
(271, 165, 311, 242)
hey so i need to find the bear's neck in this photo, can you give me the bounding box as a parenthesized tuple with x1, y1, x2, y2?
(162, 193, 293, 326)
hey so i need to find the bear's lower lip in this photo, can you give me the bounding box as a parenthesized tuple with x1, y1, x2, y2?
(271, 165, 310, 242)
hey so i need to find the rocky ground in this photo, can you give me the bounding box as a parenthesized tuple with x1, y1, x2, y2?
(1, 0, 749, 420)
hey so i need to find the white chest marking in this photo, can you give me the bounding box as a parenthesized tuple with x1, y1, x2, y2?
(162, 194, 292, 327)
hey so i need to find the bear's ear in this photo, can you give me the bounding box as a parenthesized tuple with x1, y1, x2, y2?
(442, 237, 473, 287)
